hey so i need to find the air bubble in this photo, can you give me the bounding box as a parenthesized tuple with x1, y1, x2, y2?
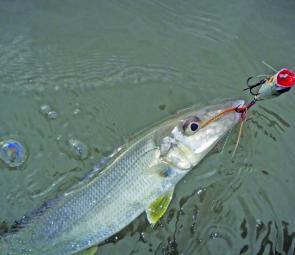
(47, 111, 58, 119)
(73, 108, 80, 115)
(68, 138, 89, 160)
(40, 104, 51, 114)
(0, 139, 27, 168)
(40, 104, 58, 119)
(209, 232, 220, 239)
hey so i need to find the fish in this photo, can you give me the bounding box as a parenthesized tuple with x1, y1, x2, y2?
(0, 99, 244, 255)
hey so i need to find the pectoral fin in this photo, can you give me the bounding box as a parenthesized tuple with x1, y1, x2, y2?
(148, 163, 176, 178)
(146, 188, 174, 225)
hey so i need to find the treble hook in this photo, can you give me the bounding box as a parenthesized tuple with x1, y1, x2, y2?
(243, 76, 267, 96)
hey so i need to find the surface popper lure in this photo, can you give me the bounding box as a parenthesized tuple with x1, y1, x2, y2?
(244, 67, 295, 101)
(239, 66, 295, 119)
(204, 65, 295, 157)
(233, 66, 295, 156)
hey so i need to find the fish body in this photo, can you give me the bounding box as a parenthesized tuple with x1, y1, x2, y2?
(0, 99, 244, 255)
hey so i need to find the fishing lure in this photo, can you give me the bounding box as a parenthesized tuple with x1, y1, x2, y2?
(244, 67, 295, 100)
(206, 65, 295, 156)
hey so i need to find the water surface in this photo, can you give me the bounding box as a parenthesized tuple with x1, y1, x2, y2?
(0, 0, 295, 254)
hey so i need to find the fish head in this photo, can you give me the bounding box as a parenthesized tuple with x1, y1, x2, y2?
(160, 99, 245, 170)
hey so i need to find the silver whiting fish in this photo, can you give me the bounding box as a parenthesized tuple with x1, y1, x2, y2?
(0, 99, 245, 255)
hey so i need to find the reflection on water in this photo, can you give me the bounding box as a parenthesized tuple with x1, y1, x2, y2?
(249, 105, 290, 142)
(1, 0, 295, 254)
(0, 139, 27, 168)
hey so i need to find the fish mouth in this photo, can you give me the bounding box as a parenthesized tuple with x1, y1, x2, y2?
(231, 99, 245, 108)
(231, 99, 246, 121)
(200, 99, 245, 128)
(196, 99, 246, 157)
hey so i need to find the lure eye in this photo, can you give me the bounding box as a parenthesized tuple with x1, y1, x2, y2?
(182, 117, 200, 136)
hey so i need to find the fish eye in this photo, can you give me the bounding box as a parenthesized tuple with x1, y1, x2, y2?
(182, 117, 200, 136)
(190, 122, 199, 131)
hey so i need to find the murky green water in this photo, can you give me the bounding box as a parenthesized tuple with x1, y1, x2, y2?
(1, 0, 295, 254)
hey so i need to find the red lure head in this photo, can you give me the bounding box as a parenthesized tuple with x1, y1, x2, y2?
(275, 68, 295, 87)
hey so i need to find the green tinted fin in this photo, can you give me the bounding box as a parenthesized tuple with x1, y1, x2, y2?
(146, 188, 174, 225)
(76, 246, 97, 255)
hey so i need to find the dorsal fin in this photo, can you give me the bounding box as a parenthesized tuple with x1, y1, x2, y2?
(64, 146, 125, 196)
(82, 146, 124, 181)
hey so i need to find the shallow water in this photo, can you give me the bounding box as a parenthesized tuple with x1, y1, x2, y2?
(0, 0, 295, 254)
